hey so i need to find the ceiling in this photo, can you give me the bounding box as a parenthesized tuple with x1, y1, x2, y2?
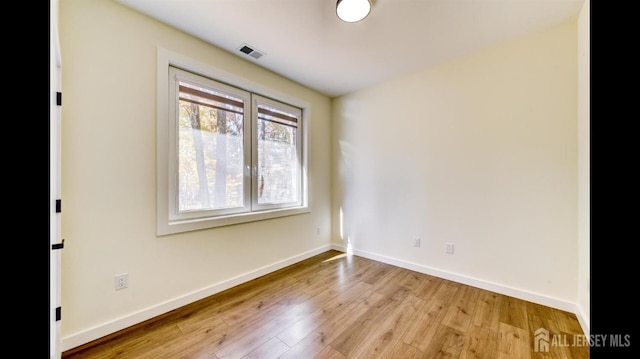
(115, 0, 585, 98)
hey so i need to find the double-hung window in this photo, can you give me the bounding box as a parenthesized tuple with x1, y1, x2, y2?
(157, 60, 307, 235)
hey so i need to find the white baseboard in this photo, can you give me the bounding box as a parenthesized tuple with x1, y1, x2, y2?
(575, 302, 590, 337)
(64, 243, 587, 351)
(62, 244, 333, 352)
(330, 243, 584, 329)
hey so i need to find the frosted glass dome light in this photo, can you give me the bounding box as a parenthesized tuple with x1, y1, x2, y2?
(336, 0, 372, 23)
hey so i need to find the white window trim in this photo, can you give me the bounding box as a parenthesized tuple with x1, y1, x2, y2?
(157, 47, 310, 235)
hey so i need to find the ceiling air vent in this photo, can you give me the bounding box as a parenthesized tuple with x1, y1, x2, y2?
(237, 43, 265, 60)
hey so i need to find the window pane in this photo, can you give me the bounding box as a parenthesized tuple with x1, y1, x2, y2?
(257, 104, 300, 205)
(177, 81, 245, 211)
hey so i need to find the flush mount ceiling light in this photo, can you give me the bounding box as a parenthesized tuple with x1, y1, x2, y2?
(336, 0, 373, 23)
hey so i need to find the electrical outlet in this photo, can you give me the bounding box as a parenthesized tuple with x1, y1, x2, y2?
(413, 237, 421, 247)
(446, 243, 454, 254)
(115, 273, 128, 290)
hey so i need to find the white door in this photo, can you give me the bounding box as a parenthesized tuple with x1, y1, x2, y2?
(50, 0, 62, 357)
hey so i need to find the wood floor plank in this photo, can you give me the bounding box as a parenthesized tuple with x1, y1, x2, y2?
(276, 281, 371, 347)
(498, 295, 529, 330)
(402, 280, 459, 351)
(239, 337, 289, 359)
(329, 286, 411, 357)
(408, 273, 445, 300)
(471, 290, 502, 332)
(314, 345, 348, 359)
(212, 250, 343, 307)
(144, 324, 225, 359)
(388, 341, 424, 359)
(360, 260, 396, 285)
(64, 316, 185, 359)
(459, 324, 498, 359)
(368, 265, 409, 296)
(62, 251, 589, 359)
(440, 284, 481, 333)
(527, 301, 568, 335)
(400, 271, 445, 299)
(350, 293, 422, 358)
(419, 324, 465, 358)
(496, 322, 531, 359)
(552, 309, 585, 335)
(151, 316, 228, 359)
(279, 289, 383, 359)
(212, 292, 318, 359)
(217, 279, 312, 326)
(396, 270, 425, 293)
(301, 257, 374, 296)
(176, 309, 227, 335)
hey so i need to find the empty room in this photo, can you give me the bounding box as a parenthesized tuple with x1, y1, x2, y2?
(50, 0, 592, 358)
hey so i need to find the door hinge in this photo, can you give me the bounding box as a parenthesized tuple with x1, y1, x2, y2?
(56, 92, 62, 106)
(56, 199, 62, 213)
(52, 239, 64, 250)
(56, 306, 62, 321)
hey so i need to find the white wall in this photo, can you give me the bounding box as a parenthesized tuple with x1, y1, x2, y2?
(59, 0, 332, 350)
(576, 0, 590, 335)
(332, 20, 579, 311)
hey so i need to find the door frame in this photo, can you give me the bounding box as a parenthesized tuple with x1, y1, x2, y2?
(50, 0, 62, 357)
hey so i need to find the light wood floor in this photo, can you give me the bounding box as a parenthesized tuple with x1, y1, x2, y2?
(62, 250, 588, 359)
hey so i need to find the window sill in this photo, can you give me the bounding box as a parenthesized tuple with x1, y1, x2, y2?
(157, 206, 310, 236)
